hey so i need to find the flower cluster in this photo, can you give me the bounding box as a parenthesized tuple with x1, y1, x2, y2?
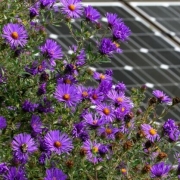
(0, 0, 180, 179)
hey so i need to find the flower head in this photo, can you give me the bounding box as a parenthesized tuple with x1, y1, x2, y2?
(22, 100, 38, 112)
(0, 163, 8, 174)
(61, 0, 83, 19)
(0, 116, 7, 130)
(106, 13, 122, 29)
(141, 124, 160, 142)
(30, 115, 42, 134)
(2, 23, 28, 48)
(39, 39, 63, 60)
(44, 130, 73, 154)
(151, 162, 171, 178)
(12, 133, 37, 163)
(84, 6, 101, 22)
(54, 84, 81, 107)
(152, 90, 171, 104)
(44, 167, 67, 180)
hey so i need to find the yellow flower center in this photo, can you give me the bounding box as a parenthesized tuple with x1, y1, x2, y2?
(117, 97, 123, 103)
(149, 128, 157, 135)
(69, 4, 76, 11)
(63, 94, 70, 100)
(121, 168, 127, 173)
(82, 91, 88, 97)
(99, 73, 105, 80)
(64, 79, 71, 84)
(54, 141, 62, 148)
(103, 108, 110, 115)
(114, 41, 120, 48)
(11, 32, 19, 39)
(92, 146, 98, 153)
(105, 128, 112, 135)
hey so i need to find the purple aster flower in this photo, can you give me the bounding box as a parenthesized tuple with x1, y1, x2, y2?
(84, 6, 101, 23)
(90, 88, 104, 104)
(151, 162, 171, 178)
(0, 116, 7, 130)
(112, 22, 131, 42)
(98, 144, 110, 157)
(98, 80, 112, 94)
(57, 75, 77, 85)
(40, 0, 56, 8)
(115, 82, 127, 92)
(119, 119, 134, 134)
(3, 167, 27, 180)
(82, 140, 102, 163)
(105, 69, 113, 76)
(22, 100, 38, 112)
(39, 151, 51, 165)
(141, 124, 160, 142)
(30, 115, 42, 134)
(72, 122, 85, 138)
(44, 167, 67, 180)
(77, 85, 91, 100)
(64, 63, 78, 75)
(54, 84, 81, 107)
(98, 125, 118, 139)
(2, 23, 28, 48)
(37, 82, 47, 95)
(98, 38, 117, 56)
(106, 12, 122, 29)
(96, 103, 115, 122)
(29, 6, 39, 18)
(12, 133, 37, 163)
(152, 90, 171, 104)
(61, 0, 83, 19)
(44, 130, 73, 154)
(0, 163, 8, 174)
(39, 39, 63, 60)
(93, 72, 112, 82)
(83, 113, 104, 129)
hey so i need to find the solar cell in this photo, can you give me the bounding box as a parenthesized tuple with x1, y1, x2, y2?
(47, 2, 180, 120)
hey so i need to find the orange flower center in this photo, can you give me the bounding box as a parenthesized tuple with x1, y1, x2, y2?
(63, 94, 70, 100)
(103, 108, 110, 115)
(117, 97, 123, 103)
(92, 94, 98, 100)
(11, 32, 19, 39)
(54, 141, 62, 148)
(99, 73, 105, 80)
(64, 79, 71, 84)
(149, 128, 157, 135)
(69, 4, 76, 11)
(82, 91, 88, 97)
(121, 168, 127, 173)
(92, 146, 98, 153)
(105, 128, 112, 135)
(121, 107, 125, 112)
(114, 41, 120, 48)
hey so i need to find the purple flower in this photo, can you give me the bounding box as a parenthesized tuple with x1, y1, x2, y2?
(83, 113, 104, 129)
(30, 115, 42, 134)
(22, 100, 38, 112)
(98, 38, 117, 56)
(141, 124, 160, 142)
(39, 151, 51, 165)
(57, 75, 77, 85)
(2, 23, 28, 48)
(98, 80, 112, 94)
(77, 85, 91, 100)
(115, 82, 127, 92)
(82, 140, 102, 163)
(61, 0, 83, 19)
(152, 90, 171, 104)
(93, 72, 112, 82)
(112, 22, 131, 42)
(44, 168, 67, 180)
(96, 103, 115, 122)
(84, 6, 101, 23)
(44, 130, 73, 154)
(72, 122, 85, 138)
(12, 133, 37, 163)
(3, 167, 27, 180)
(54, 84, 81, 107)
(98, 125, 118, 139)
(0, 116, 7, 130)
(39, 39, 63, 60)
(29, 6, 39, 18)
(119, 119, 134, 134)
(37, 97, 54, 113)
(40, 0, 56, 8)
(151, 162, 171, 178)
(37, 82, 47, 95)
(106, 12, 122, 29)
(90, 88, 104, 104)
(115, 103, 132, 120)
(0, 163, 8, 174)
(105, 69, 113, 76)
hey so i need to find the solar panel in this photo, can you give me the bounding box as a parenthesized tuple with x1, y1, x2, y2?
(131, 2, 180, 41)
(47, 2, 180, 121)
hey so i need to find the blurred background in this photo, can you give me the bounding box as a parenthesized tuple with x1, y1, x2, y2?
(47, 0, 180, 121)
